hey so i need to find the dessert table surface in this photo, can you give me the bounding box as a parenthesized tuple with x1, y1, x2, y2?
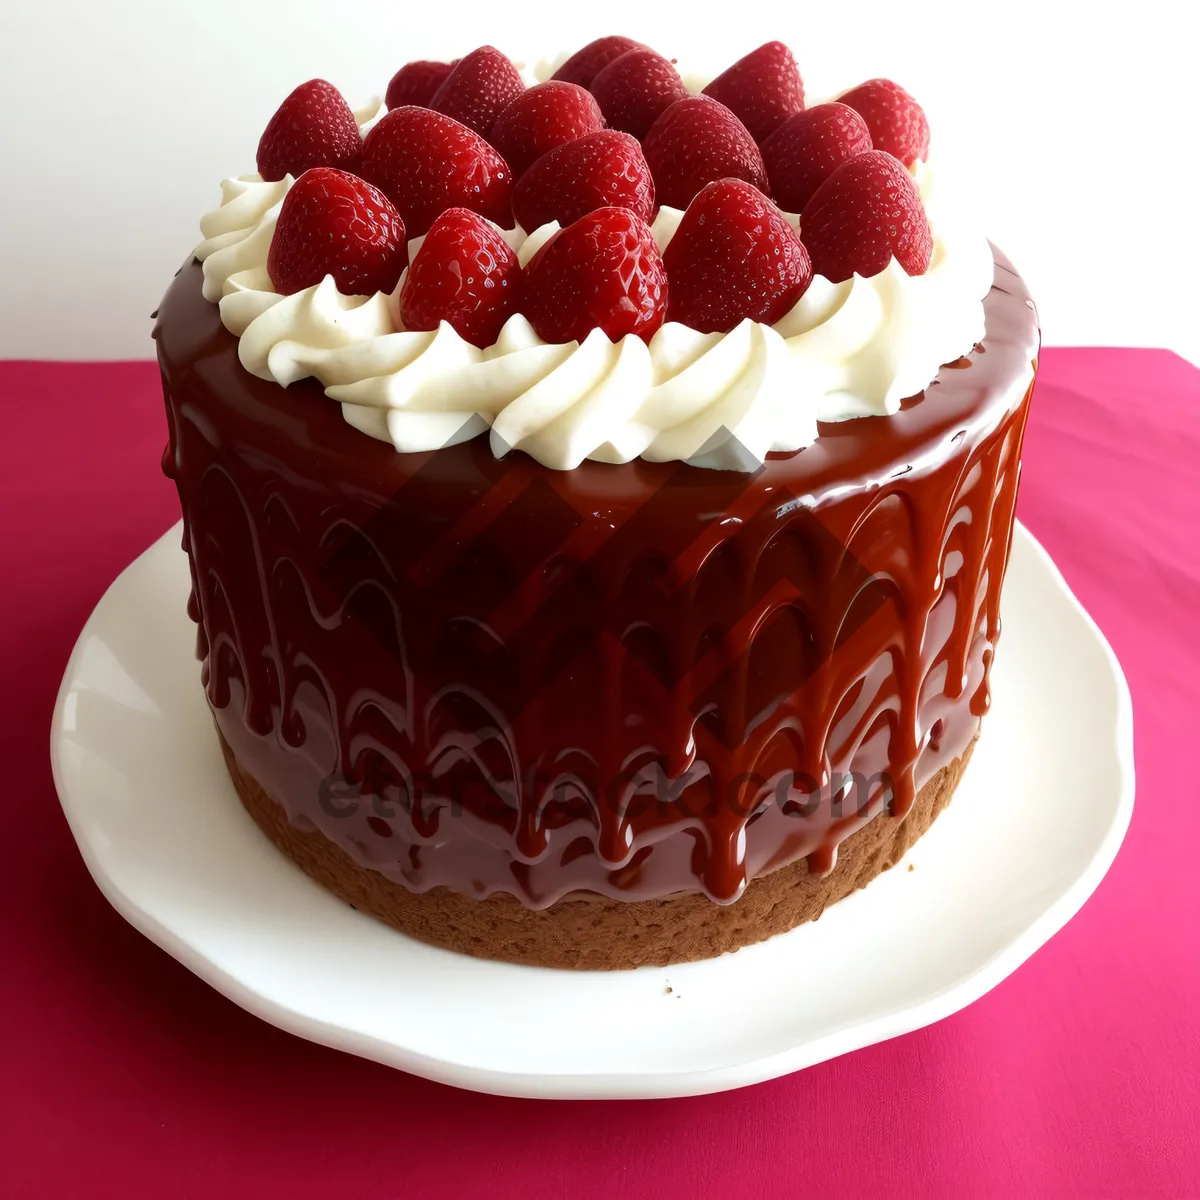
(3, 347, 1197, 1198)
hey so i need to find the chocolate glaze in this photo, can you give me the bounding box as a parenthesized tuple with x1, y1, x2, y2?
(155, 254, 1039, 907)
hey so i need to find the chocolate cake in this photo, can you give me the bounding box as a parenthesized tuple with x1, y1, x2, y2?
(156, 40, 1039, 968)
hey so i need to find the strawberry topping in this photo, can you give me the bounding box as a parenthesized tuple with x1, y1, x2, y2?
(267, 168, 406, 297)
(590, 49, 689, 140)
(761, 102, 873, 213)
(663, 179, 811, 333)
(800, 149, 933, 283)
(430, 46, 525, 138)
(360, 106, 513, 237)
(641, 95, 768, 211)
(256, 80, 362, 183)
(512, 130, 654, 233)
(490, 81, 606, 177)
(552, 36, 646, 88)
(255, 48, 942, 356)
(398, 208, 521, 347)
(837, 78, 930, 166)
(522, 207, 667, 344)
(384, 60, 455, 110)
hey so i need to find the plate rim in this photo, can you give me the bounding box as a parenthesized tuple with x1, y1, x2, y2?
(49, 520, 1135, 1099)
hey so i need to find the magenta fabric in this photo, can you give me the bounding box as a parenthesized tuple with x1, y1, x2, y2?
(2, 350, 1197, 1197)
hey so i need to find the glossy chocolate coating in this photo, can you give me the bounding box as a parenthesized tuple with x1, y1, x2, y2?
(156, 254, 1038, 906)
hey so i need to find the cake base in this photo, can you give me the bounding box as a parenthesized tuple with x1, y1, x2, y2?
(219, 731, 975, 970)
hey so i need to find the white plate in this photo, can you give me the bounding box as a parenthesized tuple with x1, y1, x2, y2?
(51, 522, 1133, 1099)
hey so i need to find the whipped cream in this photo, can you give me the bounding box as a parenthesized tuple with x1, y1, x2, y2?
(193, 94, 994, 471)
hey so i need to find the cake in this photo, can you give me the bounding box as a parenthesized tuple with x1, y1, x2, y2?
(155, 39, 1039, 969)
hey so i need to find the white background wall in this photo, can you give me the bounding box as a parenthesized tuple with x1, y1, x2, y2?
(1, 0, 1196, 361)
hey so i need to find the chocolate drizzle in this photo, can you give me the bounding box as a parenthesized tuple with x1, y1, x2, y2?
(155, 254, 1038, 907)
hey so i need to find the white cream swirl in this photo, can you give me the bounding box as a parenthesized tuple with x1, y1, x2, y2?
(193, 98, 994, 471)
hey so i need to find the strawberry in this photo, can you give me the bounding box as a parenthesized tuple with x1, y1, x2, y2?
(256, 79, 363, 183)
(522, 207, 667, 344)
(641, 95, 768, 211)
(490, 82, 605, 177)
(512, 130, 654, 232)
(662, 179, 811, 333)
(761, 102, 873, 213)
(267, 168, 406, 297)
(590, 49, 688, 140)
(430, 45, 525, 138)
(702, 41, 804, 143)
(385, 60, 455, 110)
(398, 208, 521, 347)
(360, 106, 514, 237)
(800, 150, 933, 283)
(552, 36, 646, 88)
(837, 78, 929, 166)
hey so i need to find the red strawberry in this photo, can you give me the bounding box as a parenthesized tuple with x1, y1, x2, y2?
(552, 36, 646, 88)
(522, 207, 667, 344)
(800, 150, 933, 283)
(256, 80, 362, 182)
(590, 49, 688, 140)
(490, 82, 605, 177)
(663, 179, 811, 333)
(398, 208, 521, 347)
(837, 78, 930, 166)
(360, 106, 513, 237)
(512, 130, 655, 232)
(702, 41, 804, 143)
(430, 46, 525, 138)
(642, 95, 768, 211)
(761, 102, 873, 213)
(385, 60, 455, 110)
(267, 168, 406, 297)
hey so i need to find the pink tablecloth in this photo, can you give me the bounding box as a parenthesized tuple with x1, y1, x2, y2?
(3, 349, 1197, 1197)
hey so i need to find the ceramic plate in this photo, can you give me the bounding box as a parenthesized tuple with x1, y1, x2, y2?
(51, 522, 1133, 1099)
